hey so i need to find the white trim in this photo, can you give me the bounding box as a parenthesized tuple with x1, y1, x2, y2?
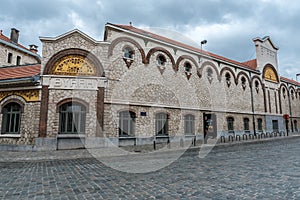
(0, 134, 21, 138)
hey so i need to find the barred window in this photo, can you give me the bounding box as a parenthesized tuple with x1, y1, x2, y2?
(59, 102, 86, 134)
(184, 114, 195, 135)
(1, 102, 22, 134)
(155, 112, 168, 136)
(119, 111, 136, 136)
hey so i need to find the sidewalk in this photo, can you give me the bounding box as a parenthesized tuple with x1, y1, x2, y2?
(0, 133, 299, 162)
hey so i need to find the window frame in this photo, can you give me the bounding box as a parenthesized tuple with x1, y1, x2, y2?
(155, 112, 169, 136)
(227, 117, 234, 132)
(119, 111, 136, 137)
(257, 118, 263, 131)
(16, 56, 21, 66)
(243, 118, 250, 131)
(7, 52, 12, 64)
(1, 102, 22, 135)
(123, 47, 134, 60)
(184, 114, 195, 135)
(59, 102, 86, 134)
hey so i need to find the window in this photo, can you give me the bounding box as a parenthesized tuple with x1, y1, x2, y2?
(207, 68, 213, 77)
(157, 55, 166, 66)
(272, 120, 279, 132)
(243, 118, 250, 131)
(282, 88, 286, 99)
(155, 112, 168, 136)
(257, 118, 263, 131)
(227, 117, 234, 131)
(16, 56, 21, 65)
(291, 90, 294, 100)
(7, 53, 12, 63)
(59, 102, 86, 134)
(184, 62, 192, 73)
(184, 114, 195, 135)
(123, 47, 134, 59)
(1, 102, 22, 134)
(119, 111, 136, 136)
(255, 81, 259, 93)
(294, 120, 298, 132)
(225, 73, 231, 87)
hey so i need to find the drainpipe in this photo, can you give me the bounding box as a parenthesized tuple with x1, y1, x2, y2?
(249, 72, 256, 136)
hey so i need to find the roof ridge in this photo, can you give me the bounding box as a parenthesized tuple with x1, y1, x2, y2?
(110, 23, 256, 71)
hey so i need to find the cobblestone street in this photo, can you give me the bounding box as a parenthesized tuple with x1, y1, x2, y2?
(1, 137, 300, 199)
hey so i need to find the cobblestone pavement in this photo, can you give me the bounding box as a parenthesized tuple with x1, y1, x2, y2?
(0, 137, 300, 199)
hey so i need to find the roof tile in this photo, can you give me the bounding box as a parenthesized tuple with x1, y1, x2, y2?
(0, 64, 41, 81)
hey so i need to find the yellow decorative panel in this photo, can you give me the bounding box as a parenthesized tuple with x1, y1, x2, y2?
(51, 55, 97, 76)
(0, 90, 40, 102)
(264, 66, 278, 82)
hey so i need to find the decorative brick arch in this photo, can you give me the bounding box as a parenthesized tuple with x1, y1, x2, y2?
(175, 55, 198, 72)
(145, 47, 176, 71)
(251, 75, 263, 87)
(56, 98, 89, 113)
(44, 48, 104, 77)
(236, 71, 251, 86)
(220, 67, 236, 81)
(108, 37, 146, 63)
(1, 97, 25, 113)
(198, 61, 221, 81)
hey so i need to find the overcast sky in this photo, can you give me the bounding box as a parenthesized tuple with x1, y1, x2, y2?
(1, 0, 300, 80)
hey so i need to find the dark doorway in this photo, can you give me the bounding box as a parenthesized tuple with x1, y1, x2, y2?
(203, 113, 217, 143)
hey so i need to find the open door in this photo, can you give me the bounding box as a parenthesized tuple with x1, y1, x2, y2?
(203, 113, 217, 143)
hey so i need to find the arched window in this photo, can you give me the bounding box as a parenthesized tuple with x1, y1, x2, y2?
(184, 114, 195, 135)
(225, 73, 231, 87)
(227, 117, 234, 132)
(257, 118, 263, 131)
(243, 118, 250, 131)
(157, 54, 166, 66)
(59, 102, 86, 134)
(1, 102, 22, 134)
(119, 111, 136, 136)
(155, 112, 168, 136)
(123, 47, 134, 59)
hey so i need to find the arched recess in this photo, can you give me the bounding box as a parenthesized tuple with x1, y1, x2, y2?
(262, 64, 279, 83)
(198, 61, 221, 81)
(108, 37, 146, 63)
(220, 67, 236, 81)
(145, 47, 176, 71)
(44, 48, 104, 77)
(175, 55, 199, 72)
(236, 71, 251, 86)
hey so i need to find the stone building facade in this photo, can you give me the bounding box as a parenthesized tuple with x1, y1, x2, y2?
(0, 23, 299, 150)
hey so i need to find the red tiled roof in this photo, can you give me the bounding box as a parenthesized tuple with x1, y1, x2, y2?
(242, 59, 257, 70)
(280, 76, 300, 86)
(111, 24, 256, 71)
(0, 64, 41, 81)
(0, 32, 34, 53)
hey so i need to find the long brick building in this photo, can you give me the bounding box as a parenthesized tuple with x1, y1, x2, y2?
(0, 24, 299, 150)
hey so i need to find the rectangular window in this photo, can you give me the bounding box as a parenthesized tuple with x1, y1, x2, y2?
(257, 118, 263, 131)
(244, 118, 250, 130)
(155, 113, 168, 136)
(227, 117, 234, 131)
(272, 120, 279, 132)
(7, 53, 12, 63)
(184, 115, 195, 135)
(16, 56, 21, 65)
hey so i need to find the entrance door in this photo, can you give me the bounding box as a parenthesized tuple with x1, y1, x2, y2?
(203, 113, 217, 142)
